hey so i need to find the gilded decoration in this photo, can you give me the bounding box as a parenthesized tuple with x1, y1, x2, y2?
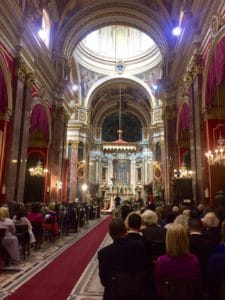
(210, 14, 221, 38)
(77, 160, 85, 180)
(15, 57, 29, 82)
(26, 72, 36, 88)
(190, 55, 202, 79)
(183, 72, 193, 92)
(153, 161, 162, 182)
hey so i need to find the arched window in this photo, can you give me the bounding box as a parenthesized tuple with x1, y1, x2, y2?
(38, 9, 50, 48)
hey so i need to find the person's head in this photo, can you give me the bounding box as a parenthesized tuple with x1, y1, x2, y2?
(172, 206, 180, 214)
(125, 212, 142, 231)
(16, 206, 27, 220)
(141, 209, 158, 226)
(183, 209, 191, 217)
(109, 218, 126, 240)
(0, 207, 9, 221)
(121, 204, 132, 220)
(31, 202, 41, 213)
(166, 223, 189, 257)
(174, 214, 189, 232)
(48, 202, 56, 211)
(202, 212, 219, 228)
(188, 217, 203, 233)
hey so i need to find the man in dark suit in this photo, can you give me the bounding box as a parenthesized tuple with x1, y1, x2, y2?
(98, 218, 152, 300)
(188, 218, 215, 274)
(206, 252, 225, 300)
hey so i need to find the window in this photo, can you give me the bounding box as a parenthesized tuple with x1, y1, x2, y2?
(38, 9, 50, 48)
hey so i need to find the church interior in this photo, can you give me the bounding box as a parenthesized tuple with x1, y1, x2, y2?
(1, 0, 225, 299)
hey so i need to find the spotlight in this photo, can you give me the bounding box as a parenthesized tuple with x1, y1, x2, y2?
(81, 183, 88, 192)
(38, 29, 47, 41)
(72, 84, 78, 91)
(172, 26, 181, 36)
(56, 180, 63, 189)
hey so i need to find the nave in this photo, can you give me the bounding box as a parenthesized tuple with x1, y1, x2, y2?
(0, 216, 111, 300)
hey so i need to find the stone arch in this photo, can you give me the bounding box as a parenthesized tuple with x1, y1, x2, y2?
(0, 47, 13, 113)
(57, 1, 169, 59)
(176, 99, 189, 143)
(85, 75, 155, 109)
(30, 100, 52, 146)
(202, 27, 225, 110)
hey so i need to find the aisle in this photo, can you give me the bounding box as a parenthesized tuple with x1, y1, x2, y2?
(5, 215, 112, 300)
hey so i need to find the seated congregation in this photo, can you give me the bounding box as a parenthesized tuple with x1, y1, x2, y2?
(0, 200, 100, 267)
(98, 203, 225, 300)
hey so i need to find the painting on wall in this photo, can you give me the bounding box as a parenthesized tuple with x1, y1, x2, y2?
(113, 159, 130, 185)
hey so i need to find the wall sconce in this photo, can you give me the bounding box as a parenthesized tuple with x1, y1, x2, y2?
(81, 183, 88, 192)
(174, 165, 193, 179)
(56, 180, 63, 189)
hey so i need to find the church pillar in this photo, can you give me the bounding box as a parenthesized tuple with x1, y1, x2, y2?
(6, 57, 34, 203)
(130, 159, 136, 191)
(108, 159, 113, 186)
(187, 55, 205, 203)
(68, 141, 78, 201)
(49, 103, 68, 202)
(163, 102, 177, 203)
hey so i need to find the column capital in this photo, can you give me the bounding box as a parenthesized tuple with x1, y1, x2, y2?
(26, 72, 36, 88)
(71, 141, 79, 150)
(15, 57, 28, 82)
(163, 103, 177, 121)
(0, 109, 12, 121)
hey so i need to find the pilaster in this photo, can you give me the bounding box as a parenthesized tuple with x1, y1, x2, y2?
(68, 141, 78, 201)
(163, 101, 177, 203)
(49, 103, 68, 201)
(6, 57, 34, 203)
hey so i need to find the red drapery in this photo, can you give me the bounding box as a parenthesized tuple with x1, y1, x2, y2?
(206, 37, 225, 110)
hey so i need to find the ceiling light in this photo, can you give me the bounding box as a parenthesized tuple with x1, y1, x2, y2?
(72, 84, 78, 91)
(38, 29, 47, 41)
(172, 26, 181, 36)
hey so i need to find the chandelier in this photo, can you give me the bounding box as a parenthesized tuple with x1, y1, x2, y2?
(205, 49, 225, 166)
(174, 164, 193, 179)
(29, 160, 48, 177)
(103, 86, 137, 154)
(205, 135, 225, 166)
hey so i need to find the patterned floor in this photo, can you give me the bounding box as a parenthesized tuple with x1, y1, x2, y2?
(0, 217, 107, 299)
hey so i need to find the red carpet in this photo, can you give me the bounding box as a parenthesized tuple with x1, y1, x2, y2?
(7, 216, 112, 300)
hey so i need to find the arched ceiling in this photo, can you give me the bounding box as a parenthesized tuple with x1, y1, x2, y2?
(90, 80, 151, 129)
(53, 0, 184, 57)
(74, 25, 162, 75)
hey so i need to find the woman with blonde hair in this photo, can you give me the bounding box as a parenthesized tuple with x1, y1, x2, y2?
(155, 223, 200, 297)
(0, 207, 20, 264)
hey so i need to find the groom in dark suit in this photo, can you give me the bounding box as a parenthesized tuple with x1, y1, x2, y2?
(98, 218, 152, 300)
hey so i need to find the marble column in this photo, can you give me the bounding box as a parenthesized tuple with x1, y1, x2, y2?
(16, 72, 35, 202)
(163, 102, 177, 203)
(68, 141, 78, 201)
(49, 103, 68, 202)
(188, 56, 205, 203)
(130, 159, 136, 192)
(108, 159, 113, 186)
